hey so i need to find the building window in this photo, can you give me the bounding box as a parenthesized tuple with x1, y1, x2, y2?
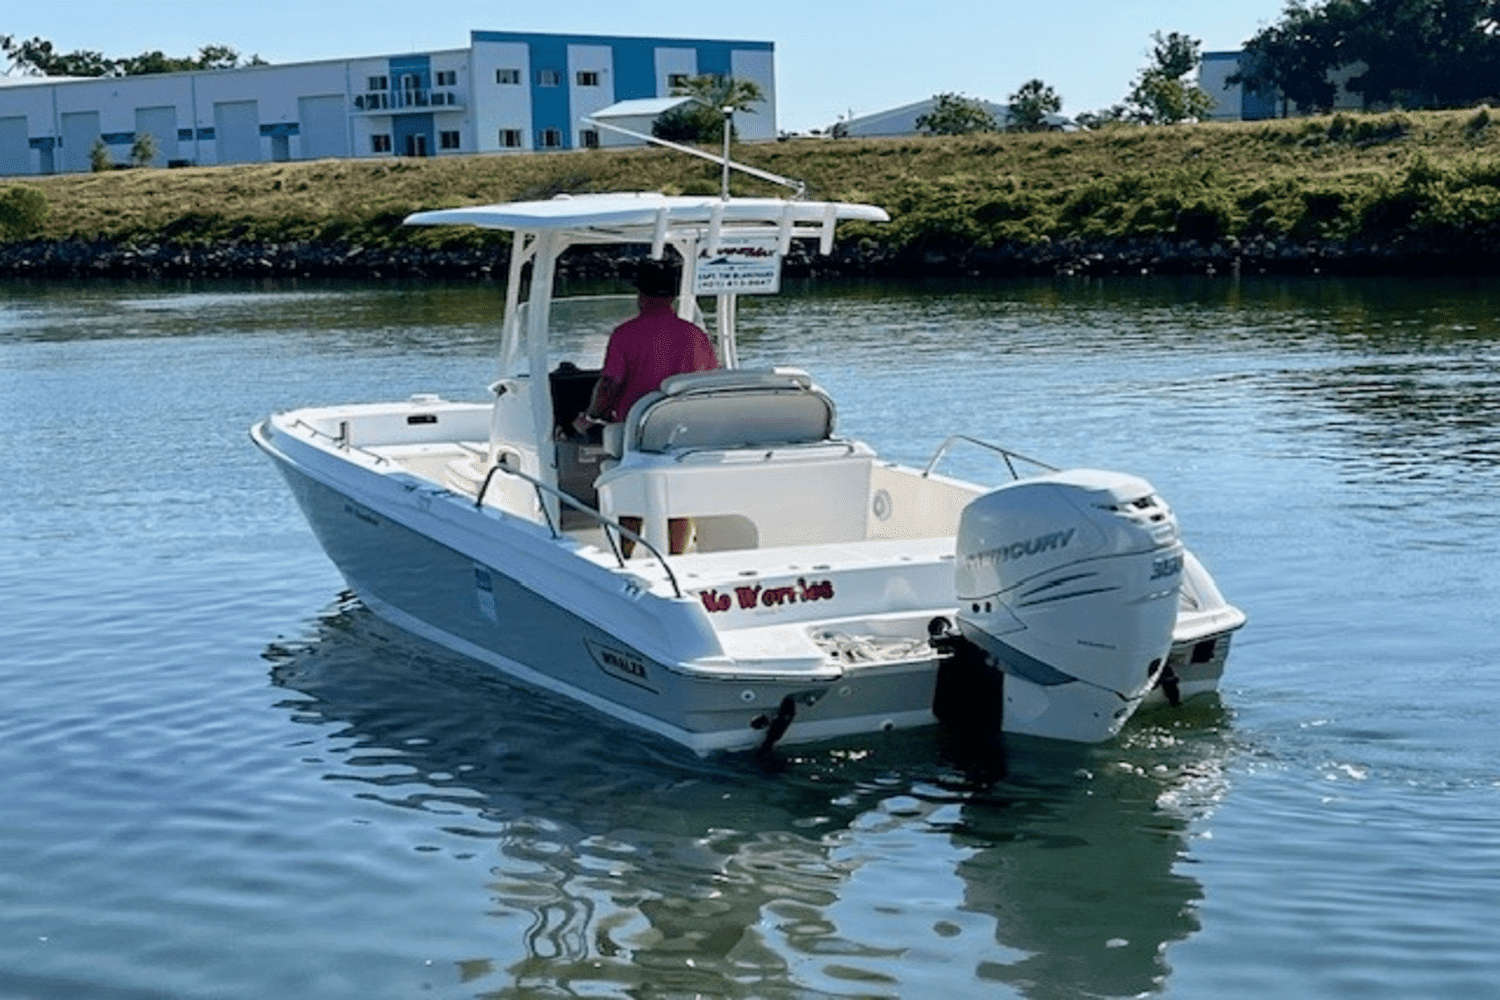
(435, 70, 456, 87)
(536, 69, 562, 87)
(367, 75, 388, 91)
(371, 134, 392, 153)
(439, 130, 461, 150)
(580, 129, 599, 149)
(499, 129, 523, 148)
(539, 127, 563, 148)
(667, 73, 690, 88)
(576, 70, 600, 87)
(496, 68, 520, 85)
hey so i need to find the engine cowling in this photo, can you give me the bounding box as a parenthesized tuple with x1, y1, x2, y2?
(953, 468, 1184, 742)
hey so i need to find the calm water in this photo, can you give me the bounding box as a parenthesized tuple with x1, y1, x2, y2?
(2, 276, 1497, 999)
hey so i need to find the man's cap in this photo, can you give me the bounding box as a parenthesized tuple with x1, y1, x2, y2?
(632, 258, 681, 297)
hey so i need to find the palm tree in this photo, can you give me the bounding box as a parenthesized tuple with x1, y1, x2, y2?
(653, 74, 766, 144)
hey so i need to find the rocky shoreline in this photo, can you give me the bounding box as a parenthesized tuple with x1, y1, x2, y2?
(1, 232, 1494, 281)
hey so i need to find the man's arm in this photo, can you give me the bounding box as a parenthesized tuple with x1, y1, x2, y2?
(573, 374, 625, 434)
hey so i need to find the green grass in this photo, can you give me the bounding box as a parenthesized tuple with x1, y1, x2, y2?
(3, 108, 1499, 255)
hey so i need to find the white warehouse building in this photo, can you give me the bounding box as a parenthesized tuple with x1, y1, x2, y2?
(0, 29, 777, 177)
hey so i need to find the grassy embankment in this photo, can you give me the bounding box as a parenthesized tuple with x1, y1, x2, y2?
(3, 107, 1499, 274)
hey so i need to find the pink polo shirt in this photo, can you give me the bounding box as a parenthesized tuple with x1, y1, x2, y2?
(600, 300, 719, 421)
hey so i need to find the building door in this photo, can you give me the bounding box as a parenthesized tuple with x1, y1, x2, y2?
(0, 116, 29, 176)
(297, 95, 349, 159)
(133, 106, 177, 166)
(61, 111, 101, 173)
(213, 100, 260, 164)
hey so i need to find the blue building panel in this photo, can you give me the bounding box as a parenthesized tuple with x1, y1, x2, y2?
(389, 54, 432, 88)
(611, 42, 658, 101)
(470, 29, 773, 54)
(392, 113, 435, 157)
(692, 42, 734, 79)
(524, 35, 571, 146)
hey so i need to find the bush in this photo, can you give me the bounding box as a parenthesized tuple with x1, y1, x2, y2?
(0, 185, 49, 239)
(1175, 197, 1233, 242)
(1352, 112, 1411, 145)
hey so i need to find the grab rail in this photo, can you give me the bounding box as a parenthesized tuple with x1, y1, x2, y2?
(291, 418, 390, 465)
(474, 459, 684, 599)
(921, 434, 1058, 481)
(669, 438, 860, 464)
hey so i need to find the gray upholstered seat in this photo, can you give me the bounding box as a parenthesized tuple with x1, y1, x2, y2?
(606, 367, 835, 457)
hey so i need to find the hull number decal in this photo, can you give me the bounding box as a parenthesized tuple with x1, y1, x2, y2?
(473, 566, 499, 623)
(697, 577, 835, 614)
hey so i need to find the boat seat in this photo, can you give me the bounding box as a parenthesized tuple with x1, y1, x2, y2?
(594, 369, 871, 553)
(602, 367, 834, 459)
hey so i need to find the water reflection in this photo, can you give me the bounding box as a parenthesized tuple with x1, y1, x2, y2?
(266, 601, 1231, 999)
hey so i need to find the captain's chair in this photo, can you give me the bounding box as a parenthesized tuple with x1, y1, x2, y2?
(594, 368, 862, 554)
(602, 367, 836, 459)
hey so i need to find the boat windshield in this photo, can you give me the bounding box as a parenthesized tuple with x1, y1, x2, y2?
(503, 293, 714, 377)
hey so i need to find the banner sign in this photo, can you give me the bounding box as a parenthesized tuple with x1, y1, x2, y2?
(693, 237, 782, 295)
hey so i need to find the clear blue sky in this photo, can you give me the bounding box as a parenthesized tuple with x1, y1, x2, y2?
(5, 1, 1290, 131)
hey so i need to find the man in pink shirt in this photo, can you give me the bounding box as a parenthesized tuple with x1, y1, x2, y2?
(573, 258, 718, 553)
(574, 258, 718, 428)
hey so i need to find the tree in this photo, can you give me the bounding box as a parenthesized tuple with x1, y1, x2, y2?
(1007, 79, 1063, 132)
(1232, 0, 1500, 114)
(1231, 1, 1355, 114)
(915, 93, 998, 135)
(1121, 31, 1217, 123)
(1, 35, 112, 76)
(1342, 0, 1500, 108)
(129, 132, 159, 168)
(653, 74, 766, 144)
(1, 35, 263, 77)
(89, 138, 112, 172)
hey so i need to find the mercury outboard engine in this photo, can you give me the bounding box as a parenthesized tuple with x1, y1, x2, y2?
(949, 469, 1184, 743)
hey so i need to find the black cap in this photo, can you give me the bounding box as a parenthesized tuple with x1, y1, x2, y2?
(632, 258, 680, 297)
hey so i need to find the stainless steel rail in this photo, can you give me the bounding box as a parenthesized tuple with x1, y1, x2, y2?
(290, 418, 391, 465)
(475, 459, 684, 599)
(921, 434, 1058, 481)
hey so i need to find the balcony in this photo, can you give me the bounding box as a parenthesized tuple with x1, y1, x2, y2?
(353, 89, 464, 114)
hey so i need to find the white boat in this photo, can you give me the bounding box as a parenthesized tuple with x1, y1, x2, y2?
(251, 190, 1244, 754)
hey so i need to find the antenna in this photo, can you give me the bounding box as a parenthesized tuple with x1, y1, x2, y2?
(582, 101, 808, 199)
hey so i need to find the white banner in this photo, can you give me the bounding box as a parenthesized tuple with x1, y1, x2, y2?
(693, 237, 782, 295)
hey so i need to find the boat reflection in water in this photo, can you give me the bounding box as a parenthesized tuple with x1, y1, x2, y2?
(267, 600, 1231, 998)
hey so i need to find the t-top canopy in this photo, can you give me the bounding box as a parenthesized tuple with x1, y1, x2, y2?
(404, 193, 889, 255)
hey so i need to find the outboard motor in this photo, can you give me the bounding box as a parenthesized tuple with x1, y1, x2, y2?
(951, 469, 1184, 743)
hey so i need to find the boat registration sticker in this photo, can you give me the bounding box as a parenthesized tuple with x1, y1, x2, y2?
(585, 640, 658, 693)
(473, 565, 499, 623)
